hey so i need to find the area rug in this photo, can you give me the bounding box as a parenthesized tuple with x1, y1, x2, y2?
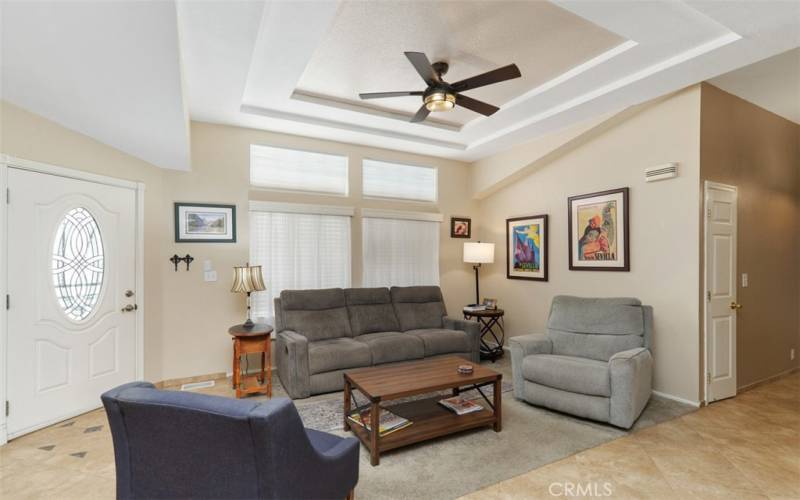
(283, 365, 696, 500)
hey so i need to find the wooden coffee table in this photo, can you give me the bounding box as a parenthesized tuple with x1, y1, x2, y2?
(343, 356, 502, 466)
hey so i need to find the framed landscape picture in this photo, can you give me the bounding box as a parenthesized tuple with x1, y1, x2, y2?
(450, 217, 471, 238)
(174, 203, 237, 243)
(506, 214, 548, 281)
(568, 187, 629, 271)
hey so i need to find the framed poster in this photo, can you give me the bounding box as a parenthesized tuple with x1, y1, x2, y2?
(450, 217, 471, 238)
(568, 187, 629, 271)
(506, 214, 548, 281)
(174, 203, 237, 243)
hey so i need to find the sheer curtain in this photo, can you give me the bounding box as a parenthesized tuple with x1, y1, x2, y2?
(250, 211, 351, 323)
(362, 217, 440, 287)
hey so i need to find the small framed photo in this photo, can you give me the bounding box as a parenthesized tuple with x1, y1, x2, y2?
(507, 214, 548, 281)
(450, 217, 471, 238)
(568, 187, 629, 271)
(174, 203, 237, 243)
(482, 298, 498, 309)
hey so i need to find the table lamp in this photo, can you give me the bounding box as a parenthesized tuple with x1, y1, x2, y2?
(463, 242, 494, 304)
(231, 263, 266, 328)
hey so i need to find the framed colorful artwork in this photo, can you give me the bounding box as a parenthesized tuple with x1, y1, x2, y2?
(450, 217, 471, 238)
(174, 202, 237, 243)
(567, 187, 629, 271)
(506, 214, 548, 281)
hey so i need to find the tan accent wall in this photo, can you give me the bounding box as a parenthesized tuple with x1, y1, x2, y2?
(1, 101, 477, 382)
(699, 83, 800, 394)
(472, 86, 703, 402)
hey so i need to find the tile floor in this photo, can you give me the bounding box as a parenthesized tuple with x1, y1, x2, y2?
(0, 373, 797, 499)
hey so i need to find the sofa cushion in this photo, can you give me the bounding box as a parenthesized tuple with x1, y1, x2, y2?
(407, 329, 471, 357)
(308, 338, 371, 375)
(549, 330, 644, 362)
(390, 286, 446, 331)
(344, 288, 401, 336)
(354, 331, 424, 365)
(280, 289, 351, 341)
(522, 354, 610, 397)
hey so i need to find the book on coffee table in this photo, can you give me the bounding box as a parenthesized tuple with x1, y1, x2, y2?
(438, 396, 484, 416)
(347, 408, 412, 436)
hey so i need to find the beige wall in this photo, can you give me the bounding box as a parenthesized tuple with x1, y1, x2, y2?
(472, 87, 703, 402)
(699, 83, 800, 392)
(0, 102, 477, 381)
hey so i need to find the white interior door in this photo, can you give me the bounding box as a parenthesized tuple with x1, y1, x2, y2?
(7, 167, 138, 438)
(704, 181, 738, 403)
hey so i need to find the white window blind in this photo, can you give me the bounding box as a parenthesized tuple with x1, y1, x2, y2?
(362, 159, 437, 202)
(362, 217, 440, 287)
(250, 210, 351, 323)
(250, 144, 348, 195)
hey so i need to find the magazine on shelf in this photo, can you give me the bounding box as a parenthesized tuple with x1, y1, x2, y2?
(463, 304, 487, 313)
(438, 396, 484, 416)
(347, 408, 412, 436)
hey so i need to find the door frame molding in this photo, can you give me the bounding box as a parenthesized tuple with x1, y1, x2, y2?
(702, 180, 738, 404)
(0, 155, 146, 445)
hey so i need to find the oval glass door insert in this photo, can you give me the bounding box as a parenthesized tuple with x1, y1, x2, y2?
(52, 207, 105, 321)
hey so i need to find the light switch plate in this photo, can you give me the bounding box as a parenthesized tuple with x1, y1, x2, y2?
(204, 260, 213, 272)
(741, 273, 748, 288)
(204, 270, 217, 282)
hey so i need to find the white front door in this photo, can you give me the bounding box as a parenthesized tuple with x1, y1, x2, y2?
(704, 181, 738, 403)
(7, 167, 138, 438)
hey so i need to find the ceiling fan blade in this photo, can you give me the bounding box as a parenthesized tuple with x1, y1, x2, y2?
(359, 91, 423, 100)
(451, 64, 521, 92)
(405, 52, 439, 85)
(456, 94, 499, 117)
(410, 104, 431, 123)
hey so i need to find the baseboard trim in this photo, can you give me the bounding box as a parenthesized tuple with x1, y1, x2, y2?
(652, 390, 701, 408)
(155, 372, 227, 389)
(738, 367, 799, 394)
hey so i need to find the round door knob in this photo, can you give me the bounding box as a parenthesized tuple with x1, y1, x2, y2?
(729, 302, 742, 310)
(121, 304, 138, 312)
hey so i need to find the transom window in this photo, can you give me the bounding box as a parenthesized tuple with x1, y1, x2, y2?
(52, 207, 105, 321)
(362, 159, 437, 202)
(250, 144, 348, 195)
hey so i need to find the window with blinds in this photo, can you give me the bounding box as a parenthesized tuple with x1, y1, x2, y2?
(250, 144, 348, 195)
(362, 216, 440, 287)
(249, 209, 351, 323)
(362, 159, 437, 202)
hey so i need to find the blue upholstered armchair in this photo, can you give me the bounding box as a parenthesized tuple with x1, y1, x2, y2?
(102, 382, 359, 500)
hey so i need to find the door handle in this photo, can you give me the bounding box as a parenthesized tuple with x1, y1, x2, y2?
(121, 304, 138, 312)
(729, 302, 742, 310)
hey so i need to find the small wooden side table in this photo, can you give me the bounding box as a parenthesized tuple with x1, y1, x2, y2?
(229, 323, 273, 399)
(463, 308, 505, 362)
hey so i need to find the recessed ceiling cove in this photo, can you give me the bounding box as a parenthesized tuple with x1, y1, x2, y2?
(295, 1, 626, 127)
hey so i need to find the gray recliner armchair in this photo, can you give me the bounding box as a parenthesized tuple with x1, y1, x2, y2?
(510, 296, 653, 429)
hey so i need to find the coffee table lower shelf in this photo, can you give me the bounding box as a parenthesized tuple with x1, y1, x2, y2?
(346, 396, 498, 465)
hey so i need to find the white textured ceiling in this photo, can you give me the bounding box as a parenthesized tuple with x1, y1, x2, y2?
(2, 1, 799, 170)
(297, 1, 625, 126)
(710, 48, 800, 124)
(1, 1, 190, 170)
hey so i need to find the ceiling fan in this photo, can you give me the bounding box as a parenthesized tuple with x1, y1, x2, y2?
(359, 51, 521, 123)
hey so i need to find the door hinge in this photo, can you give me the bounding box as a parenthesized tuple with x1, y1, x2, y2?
(5, 188, 8, 204)
(5, 294, 8, 310)
(707, 207, 711, 218)
(707, 291, 711, 302)
(706, 373, 711, 385)
(5, 401, 8, 417)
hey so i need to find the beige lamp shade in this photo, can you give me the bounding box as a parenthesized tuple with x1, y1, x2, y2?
(463, 242, 495, 264)
(231, 264, 266, 293)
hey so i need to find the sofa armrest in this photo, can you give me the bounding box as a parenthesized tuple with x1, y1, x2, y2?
(443, 316, 480, 362)
(609, 347, 653, 429)
(275, 331, 310, 399)
(509, 334, 552, 400)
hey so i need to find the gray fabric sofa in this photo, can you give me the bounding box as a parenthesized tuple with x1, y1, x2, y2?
(510, 296, 653, 429)
(275, 286, 480, 399)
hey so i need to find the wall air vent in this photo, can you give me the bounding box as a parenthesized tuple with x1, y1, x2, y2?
(645, 162, 679, 182)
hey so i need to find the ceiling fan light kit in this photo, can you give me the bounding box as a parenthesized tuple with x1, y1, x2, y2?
(359, 51, 521, 123)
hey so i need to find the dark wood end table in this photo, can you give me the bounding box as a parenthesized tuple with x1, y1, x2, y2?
(229, 323, 273, 399)
(343, 356, 502, 466)
(463, 308, 505, 362)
